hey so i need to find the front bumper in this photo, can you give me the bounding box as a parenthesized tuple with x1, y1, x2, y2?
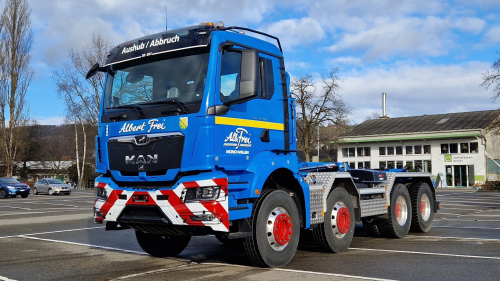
(93, 176, 229, 233)
(8, 188, 30, 196)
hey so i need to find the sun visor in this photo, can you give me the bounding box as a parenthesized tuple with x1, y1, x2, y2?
(105, 25, 213, 66)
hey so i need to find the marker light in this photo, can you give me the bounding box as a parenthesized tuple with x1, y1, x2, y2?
(215, 21, 224, 29)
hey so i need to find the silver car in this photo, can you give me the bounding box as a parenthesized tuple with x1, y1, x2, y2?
(33, 178, 71, 195)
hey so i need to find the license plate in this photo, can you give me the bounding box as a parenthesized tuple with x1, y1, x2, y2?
(20, 189, 25, 192)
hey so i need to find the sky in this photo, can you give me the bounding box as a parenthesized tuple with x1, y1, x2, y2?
(22, 0, 500, 125)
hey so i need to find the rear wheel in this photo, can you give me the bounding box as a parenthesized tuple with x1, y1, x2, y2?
(0, 189, 6, 199)
(243, 189, 300, 267)
(313, 188, 355, 252)
(362, 218, 380, 237)
(135, 231, 191, 257)
(378, 183, 412, 238)
(410, 183, 434, 232)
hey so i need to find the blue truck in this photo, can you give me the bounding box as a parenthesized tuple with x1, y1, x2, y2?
(87, 22, 438, 268)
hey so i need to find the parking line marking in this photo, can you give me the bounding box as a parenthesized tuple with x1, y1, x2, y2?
(202, 262, 399, 281)
(0, 226, 104, 239)
(350, 248, 500, 260)
(114, 265, 193, 280)
(0, 209, 89, 217)
(406, 235, 500, 242)
(18, 235, 148, 255)
(0, 275, 18, 281)
(433, 226, 500, 230)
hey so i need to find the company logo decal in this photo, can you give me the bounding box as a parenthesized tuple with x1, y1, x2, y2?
(118, 119, 166, 134)
(179, 117, 188, 130)
(134, 135, 149, 146)
(125, 154, 158, 165)
(224, 128, 251, 155)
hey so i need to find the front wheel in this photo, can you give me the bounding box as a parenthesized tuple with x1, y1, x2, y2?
(410, 183, 434, 232)
(313, 188, 355, 252)
(244, 190, 300, 268)
(48, 188, 54, 195)
(378, 183, 412, 238)
(21, 194, 29, 198)
(33, 187, 38, 195)
(135, 231, 191, 257)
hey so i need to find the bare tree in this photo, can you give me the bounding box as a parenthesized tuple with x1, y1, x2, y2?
(53, 34, 112, 187)
(0, 0, 33, 177)
(482, 52, 500, 134)
(291, 68, 352, 162)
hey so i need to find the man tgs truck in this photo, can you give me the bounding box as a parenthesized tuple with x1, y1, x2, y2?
(87, 22, 438, 268)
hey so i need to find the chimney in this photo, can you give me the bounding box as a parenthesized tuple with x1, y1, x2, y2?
(380, 92, 389, 119)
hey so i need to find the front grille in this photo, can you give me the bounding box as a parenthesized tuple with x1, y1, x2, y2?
(107, 134, 184, 174)
(117, 206, 172, 225)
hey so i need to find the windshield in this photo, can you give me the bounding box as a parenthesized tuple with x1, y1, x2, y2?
(47, 179, 64, 184)
(104, 52, 210, 112)
(0, 178, 18, 184)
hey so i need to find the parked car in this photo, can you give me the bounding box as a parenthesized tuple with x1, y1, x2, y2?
(33, 178, 71, 195)
(16, 178, 28, 185)
(0, 177, 30, 199)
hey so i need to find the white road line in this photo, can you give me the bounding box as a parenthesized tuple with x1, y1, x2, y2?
(350, 248, 500, 260)
(0, 226, 104, 239)
(0, 206, 31, 210)
(440, 203, 494, 208)
(0, 208, 89, 217)
(18, 235, 147, 255)
(440, 200, 500, 205)
(436, 212, 463, 216)
(442, 207, 484, 211)
(433, 226, 500, 230)
(0, 276, 18, 281)
(406, 235, 500, 242)
(202, 262, 400, 281)
(114, 265, 193, 280)
(438, 218, 500, 222)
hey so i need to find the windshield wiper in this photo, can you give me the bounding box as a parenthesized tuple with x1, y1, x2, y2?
(108, 104, 144, 119)
(139, 99, 189, 114)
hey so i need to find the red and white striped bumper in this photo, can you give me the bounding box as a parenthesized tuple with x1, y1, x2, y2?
(94, 178, 229, 232)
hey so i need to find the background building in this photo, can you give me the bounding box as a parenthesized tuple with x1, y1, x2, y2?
(336, 110, 500, 187)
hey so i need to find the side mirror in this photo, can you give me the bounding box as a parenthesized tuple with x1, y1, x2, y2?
(238, 50, 260, 101)
(85, 63, 107, 79)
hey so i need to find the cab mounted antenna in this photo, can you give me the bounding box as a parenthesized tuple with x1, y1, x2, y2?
(165, 7, 167, 31)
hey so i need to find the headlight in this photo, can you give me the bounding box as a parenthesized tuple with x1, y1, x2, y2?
(184, 186, 220, 202)
(7, 186, 15, 190)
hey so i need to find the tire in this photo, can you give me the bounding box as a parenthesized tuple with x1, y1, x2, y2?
(135, 231, 191, 257)
(48, 188, 54, 195)
(0, 189, 6, 199)
(21, 194, 29, 198)
(378, 183, 412, 238)
(33, 187, 38, 195)
(362, 218, 381, 237)
(243, 189, 300, 268)
(410, 183, 434, 233)
(312, 188, 355, 252)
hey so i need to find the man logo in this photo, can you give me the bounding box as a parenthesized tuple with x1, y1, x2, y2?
(134, 135, 149, 145)
(125, 154, 158, 165)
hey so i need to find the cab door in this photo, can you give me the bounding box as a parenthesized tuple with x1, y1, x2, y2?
(214, 47, 284, 168)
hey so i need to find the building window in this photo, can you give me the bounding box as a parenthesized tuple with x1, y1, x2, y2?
(379, 161, 386, 169)
(470, 142, 478, 153)
(348, 162, 355, 169)
(387, 161, 395, 169)
(349, 148, 355, 157)
(423, 145, 431, 154)
(364, 147, 371, 156)
(441, 144, 449, 154)
(342, 148, 355, 157)
(460, 143, 469, 153)
(424, 160, 432, 173)
(387, 147, 394, 155)
(364, 161, 371, 169)
(396, 146, 403, 155)
(414, 160, 423, 172)
(406, 146, 413, 155)
(414, 145, 422, 154)
(357, 147, 364, 156)
(396, 161, 403, 169)
(357, 162, 364, 169)
(379, 147, 386, 156)
(405, 160, 413, 170)
(450, 143, 458, 153)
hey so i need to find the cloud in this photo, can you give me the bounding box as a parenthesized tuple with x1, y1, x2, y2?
(264, 18, 325, 51)
(481, 25, 500, 43)
(327, 56, 362, 66)
(326, 17, 453, 61)
(33, 116, 66, 125)
(338, 61, 497, 124)
(453, 17, 486, 34)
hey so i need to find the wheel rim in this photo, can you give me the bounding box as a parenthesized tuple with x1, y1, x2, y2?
(331, 201, 351, 238)
(420, 193, 431, 221)
(0, 190, 5, 198)
(266, 207, 292, 251)
(395, 195, 408, 226)
(48, 189, 53, 195)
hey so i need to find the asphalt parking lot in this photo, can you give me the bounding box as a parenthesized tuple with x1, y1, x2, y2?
(0, 189, 499, 281)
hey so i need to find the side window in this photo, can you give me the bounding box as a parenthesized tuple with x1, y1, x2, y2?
(220, 51, 242, 103)
(260, 57, 275, 100)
